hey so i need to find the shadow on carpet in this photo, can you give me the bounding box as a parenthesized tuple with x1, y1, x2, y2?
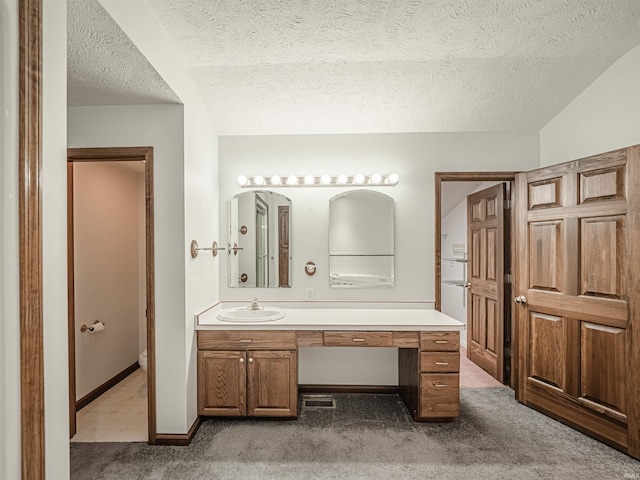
(71, 388, 639, 480)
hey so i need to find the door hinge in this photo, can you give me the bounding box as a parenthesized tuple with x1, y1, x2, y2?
(504, 273, 512, 284)
(504, 199, 511, 210)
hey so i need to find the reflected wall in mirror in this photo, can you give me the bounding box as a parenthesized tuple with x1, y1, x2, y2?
(228, 190, 291, 288)
(329, 190, 394, 288)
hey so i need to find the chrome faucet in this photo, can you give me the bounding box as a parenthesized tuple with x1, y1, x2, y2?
(248, 297, 261, 310)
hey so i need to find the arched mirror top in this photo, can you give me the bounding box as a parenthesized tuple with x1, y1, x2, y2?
(329, 190, 394, 256)
(329, 190, 395, 288)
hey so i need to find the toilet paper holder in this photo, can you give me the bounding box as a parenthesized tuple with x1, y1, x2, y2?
(80, 320, 106, 333)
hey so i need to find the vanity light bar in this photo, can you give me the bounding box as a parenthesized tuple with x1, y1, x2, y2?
(237, 173, 399, 187)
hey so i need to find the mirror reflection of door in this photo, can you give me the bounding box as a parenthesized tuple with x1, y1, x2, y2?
(255, 197, 268, 288)
(278, 206, 290, 287)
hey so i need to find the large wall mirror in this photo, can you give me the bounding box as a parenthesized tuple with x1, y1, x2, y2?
(228, 190, 291, 288)
(329, 190, 394, 288)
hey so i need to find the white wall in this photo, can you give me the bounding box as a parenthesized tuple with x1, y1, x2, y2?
(540, 45, 640, 167)
(42, 1, 70, 478)
(68, 104, 189, 434)
(0, 0, 20, 478)
(73, 162, 142, 399)
(220, 132, 539, 384)
(99, 0, 220, 433)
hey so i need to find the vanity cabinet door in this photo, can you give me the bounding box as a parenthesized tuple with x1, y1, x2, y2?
(247, 350, 297, 417)
(198, 350, 246, 416)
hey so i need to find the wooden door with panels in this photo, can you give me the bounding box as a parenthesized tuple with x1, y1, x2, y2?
(514, 146, 640, 458)
(466, 183, 510, 383)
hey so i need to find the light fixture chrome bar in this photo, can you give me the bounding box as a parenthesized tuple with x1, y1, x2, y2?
(237, 173, 399, 188)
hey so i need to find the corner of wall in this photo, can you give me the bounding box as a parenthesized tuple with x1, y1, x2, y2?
(540, 45, 640, 167)
(43, 1, 70, 478)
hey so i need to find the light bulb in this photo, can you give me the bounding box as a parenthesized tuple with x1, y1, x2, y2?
(304, 174, 315, 185)
(320, 174, 332, 185)
(270, 175, 282, 185)
(286, 175, 298, 185)
(237, 175, 248, 186)
(354, 173, 365, 184)
(370, 173, 382, 184)
(337, 174, 348, 185)
(254, 175, 265, 186)
(388, 173, 399, 185)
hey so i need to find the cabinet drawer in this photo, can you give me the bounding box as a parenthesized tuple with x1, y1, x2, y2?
(420, 332, 460, 352)
(419, 373, 459, 419)
(323, 331, 393, 347)
(198, 330, 297, 350)
(420, 352, 460, 373)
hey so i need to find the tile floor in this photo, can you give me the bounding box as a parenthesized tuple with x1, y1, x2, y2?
(71, 369, 148, 443)
(459, 345, 505, 388)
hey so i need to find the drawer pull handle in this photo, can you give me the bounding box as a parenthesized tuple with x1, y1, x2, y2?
(434, 384, 448, 388)
(240, 339, 253, 343)
(434, 340, 449, 344)
(434, 362, 449, 366)
(352, 338, 366, 342)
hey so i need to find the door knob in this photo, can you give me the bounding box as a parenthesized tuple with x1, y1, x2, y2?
(514, 295, 528, 304)
(464, 282, 471, 289)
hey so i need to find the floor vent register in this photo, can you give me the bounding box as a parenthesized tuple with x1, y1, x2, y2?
(301, 394, 336, 409)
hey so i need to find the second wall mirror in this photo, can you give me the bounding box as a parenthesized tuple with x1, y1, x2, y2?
(329, 190, 395, 288)
(228, 190, 291, 288)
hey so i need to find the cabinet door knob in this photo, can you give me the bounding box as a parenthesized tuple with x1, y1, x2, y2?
(248, 357, 254, 363)
(239, 357, 244, 363)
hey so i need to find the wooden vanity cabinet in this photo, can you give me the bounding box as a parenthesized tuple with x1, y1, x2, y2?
(198, 350, 246, 416)
(247, 350, 297, 417)
(400, 331, 461, 421)
(418, 332, 460, 419)
(197, 331, 298, 418)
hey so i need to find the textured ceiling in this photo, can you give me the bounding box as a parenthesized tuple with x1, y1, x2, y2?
(67, 0, 180, 106)
(68, 0, 640, 134)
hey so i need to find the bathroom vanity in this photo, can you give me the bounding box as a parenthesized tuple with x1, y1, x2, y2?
(196, 307, 464, 422)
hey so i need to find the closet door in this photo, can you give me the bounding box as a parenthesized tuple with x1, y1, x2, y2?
(466, 183, 507, 382)
(514, 147, 640, 458)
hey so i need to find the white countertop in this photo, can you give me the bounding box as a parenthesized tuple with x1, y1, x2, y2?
(196, 306, 465, 332)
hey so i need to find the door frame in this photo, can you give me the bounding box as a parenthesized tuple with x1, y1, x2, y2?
(67, 147, 157, 444)
(19, 0, 45, 477)
(434, 172, 517, 386)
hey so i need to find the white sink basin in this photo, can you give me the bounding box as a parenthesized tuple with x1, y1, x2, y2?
(216, 306, 286, 323)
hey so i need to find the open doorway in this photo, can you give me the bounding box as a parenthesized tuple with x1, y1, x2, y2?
(435, 172, 516, 387)
(67, 147, 156, 444)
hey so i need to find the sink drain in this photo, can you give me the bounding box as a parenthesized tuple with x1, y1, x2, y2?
(301, 394, 336, 409)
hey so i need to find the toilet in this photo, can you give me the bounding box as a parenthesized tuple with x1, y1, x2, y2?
(139, 349, 148, 372)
